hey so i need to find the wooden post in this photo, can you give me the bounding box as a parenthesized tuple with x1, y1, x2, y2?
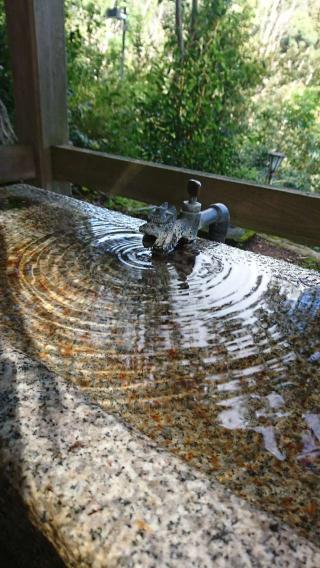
(4, 0, 71, 194)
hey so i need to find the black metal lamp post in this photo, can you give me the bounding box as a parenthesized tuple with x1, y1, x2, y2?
(266, 151, 285, 184)
(106, 5, 128, 78)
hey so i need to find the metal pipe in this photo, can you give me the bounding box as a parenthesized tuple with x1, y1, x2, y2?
(200, 203, 230, 243)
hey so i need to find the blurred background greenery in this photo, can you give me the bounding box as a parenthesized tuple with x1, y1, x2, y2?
(1, 0, 319, 193)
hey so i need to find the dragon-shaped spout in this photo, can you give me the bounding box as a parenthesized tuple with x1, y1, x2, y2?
(140, 179, 230, 255)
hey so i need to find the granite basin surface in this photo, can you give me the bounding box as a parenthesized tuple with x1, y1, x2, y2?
(0, 184, 319, 567)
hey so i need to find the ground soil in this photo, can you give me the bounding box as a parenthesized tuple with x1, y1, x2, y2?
(242, 234, 320, 272)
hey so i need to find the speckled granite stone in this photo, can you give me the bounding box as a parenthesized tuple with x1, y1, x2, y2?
(0, 184, 319, 567)
(0, 338, 319, 567)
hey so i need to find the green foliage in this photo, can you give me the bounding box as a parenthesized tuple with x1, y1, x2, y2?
(300, 256, 320, 271)
(137, 1, 264, 174)
(243, 0, 320, 191)
(0, 1, 14, 115)
(0, 0, 319, 194)
(65, 0, 146, 156)
(240, 88, 320, 193)
(66, 0, 264, 176)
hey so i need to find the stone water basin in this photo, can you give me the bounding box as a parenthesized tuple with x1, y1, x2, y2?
(0, 184, 319, 565)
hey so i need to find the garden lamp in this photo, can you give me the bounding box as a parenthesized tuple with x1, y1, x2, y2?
(106, 6, 128, 21)
(266, 151, 285, 184)
(106, 5, 128, 78)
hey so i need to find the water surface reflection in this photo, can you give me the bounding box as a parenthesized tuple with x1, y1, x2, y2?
(0, 187, 319, 542)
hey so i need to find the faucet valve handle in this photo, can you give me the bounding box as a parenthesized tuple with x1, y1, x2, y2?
(182, 179, 202, 214)
(187, 179, 202, 203)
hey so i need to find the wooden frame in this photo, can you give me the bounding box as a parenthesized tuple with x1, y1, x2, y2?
(52, 145, 320, 247)
(4, 0, 70, 194)
(0, 145, 35, 184)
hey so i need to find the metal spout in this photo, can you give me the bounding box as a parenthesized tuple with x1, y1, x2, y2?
(140, 179, 230, 255)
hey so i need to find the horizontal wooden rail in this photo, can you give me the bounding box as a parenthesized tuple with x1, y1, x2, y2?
(0, 145, 36, 184)
(52, 145, 320, 246)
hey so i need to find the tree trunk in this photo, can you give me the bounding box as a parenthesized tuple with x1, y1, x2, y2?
(175, 0, 184, 59)
(190, 0, 198, 39)
(0, 99, 16, 145)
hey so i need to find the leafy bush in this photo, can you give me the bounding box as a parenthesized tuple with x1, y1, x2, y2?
(0, 0, 319, 193)
(66, 0, 264, 177)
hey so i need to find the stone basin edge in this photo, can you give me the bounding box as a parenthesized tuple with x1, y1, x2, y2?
(0, 339, 320, 568)
(0, 183, 319, 567)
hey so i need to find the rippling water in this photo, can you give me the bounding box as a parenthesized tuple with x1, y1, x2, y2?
(0, 186, 319, 541)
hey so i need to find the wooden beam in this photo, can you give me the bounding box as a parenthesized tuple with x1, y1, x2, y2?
(52, 145, 320, 246)
(0, 145, 36, 184)
(4, 0, 70, 194)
